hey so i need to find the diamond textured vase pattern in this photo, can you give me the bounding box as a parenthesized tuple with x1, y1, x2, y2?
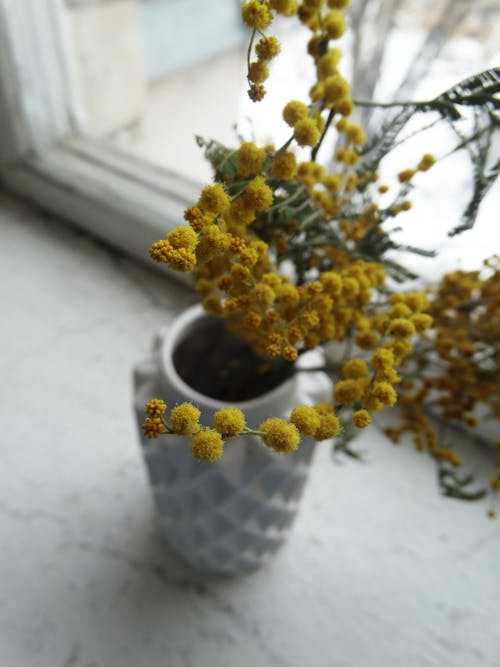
(134, 306, 331, 576)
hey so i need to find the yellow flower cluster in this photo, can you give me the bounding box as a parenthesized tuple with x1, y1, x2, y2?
(398, 153, 437, 187)
(386, 258, 500, 509)
(144, 261, 431, 449)
(290, 403, 342, 440)
(197, 260, 391, 365)
(241, 0, 297, 101)
(259, 418, 300, 453)
(143, 401, 231, 461)
(143, 1, 500, 509)
(143, 398, 344, 460)
(199, 0, 411, 287)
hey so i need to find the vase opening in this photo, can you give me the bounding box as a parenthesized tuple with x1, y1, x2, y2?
(172, 313, 293, 402)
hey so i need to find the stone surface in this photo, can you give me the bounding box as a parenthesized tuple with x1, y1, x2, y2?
(0, 193, 499, 666)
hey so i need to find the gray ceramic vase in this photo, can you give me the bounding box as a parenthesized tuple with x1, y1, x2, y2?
(134, 305, 331, 576)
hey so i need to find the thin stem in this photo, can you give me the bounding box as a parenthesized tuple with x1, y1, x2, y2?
(242, 428, 265, 437)
(265, 184, 307, 213)
(353, 98, 420, 109)
(246, 29, 256, 78)
(298, 210, 324, 230)
(272, 135, 295, 158)
(441, 124, 492, 160)
(311, 108, 336, 162)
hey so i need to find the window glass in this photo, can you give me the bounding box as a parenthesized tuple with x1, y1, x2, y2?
(63, 0, 499, 276)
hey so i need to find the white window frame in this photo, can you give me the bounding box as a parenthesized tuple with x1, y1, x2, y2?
(0, 0, 199, 277)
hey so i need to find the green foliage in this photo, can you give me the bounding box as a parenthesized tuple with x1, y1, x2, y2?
(358, 67, 500, 236)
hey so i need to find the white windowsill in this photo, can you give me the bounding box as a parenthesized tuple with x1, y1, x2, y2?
(1, 193, 498, 666)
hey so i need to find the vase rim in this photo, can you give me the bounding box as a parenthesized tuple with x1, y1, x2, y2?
(159, 304, 297, 411)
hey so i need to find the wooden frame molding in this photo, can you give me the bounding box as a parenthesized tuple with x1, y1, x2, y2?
(0, 0, 197, 278)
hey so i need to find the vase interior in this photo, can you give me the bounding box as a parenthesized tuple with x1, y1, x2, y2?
(172, 313, 293, 402)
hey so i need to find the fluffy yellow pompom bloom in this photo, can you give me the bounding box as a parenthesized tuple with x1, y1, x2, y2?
(214, 408, 246, 437)
(346, 123, 366, 145)
(167, 226, 198, 252)
(248, 83, 266, 102)
(241, 0, 272, 30)
(244, 311, 263, 328)
(259, 418, 300, 454)
(262, 272, 282, 288)
(314, 402, 334, 415)
(389, 303, 412, 319)
(250, 282, 276, 307)
(298, 160, 325, 186)
(323, 74, 349, 104)
(242, 176, 274, 212)
(282, 100, 309, 127)
(341, 276, 360, 298)
(334, 96, 354, 117)
(294, 118, 321, 147)
(356, 329, 379, 349)
(320, 271, 343, 295)
(275, 283, 300, 308)
(239, 246, 259, 266)
(386, 339, 412, 364)
(190, 428, 224, 462)
(282, 344, 298, 361)
(353, 409, 371, 428)
(323, 10, 346, 39)
(417, 153, 436, 172)
(371, 348, 394, 371)
(387, 318, 416, 339)
(316, 49, 342, 78)
(342, 358, 369, 379)
(145, 399, 167, 417)
(195, 225, 231, 263)
(184, 205, 212, 232)
(197, 184, 230, 216)
(410, 313, 433, 333)
(333, 379, 364, 406)
(371, 382, 397, 408)
(231, 263, 251, 281)
(290, 405, 321, 436)
(203, 294, 223, 315)
(270, 0, 297, 15)
(310, 82, 325, 103)
(299, 309, 320, 328)
(249, 60, 269, 84)
(314, 411, 342, 440)
(224, 198, 256, 227)
(149, 240, 196, 272)
(375, 366, 401, 384)
(255, 35, 281, 60)
(271, 151, 298, 179)
(236, 141, 266, 178)
(170, 402, 201, 435)
(398, 168, 415, 183)
(405, 292, 430, 312)
(336, 117, 349, 132)
(142, 416, 165, 439)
